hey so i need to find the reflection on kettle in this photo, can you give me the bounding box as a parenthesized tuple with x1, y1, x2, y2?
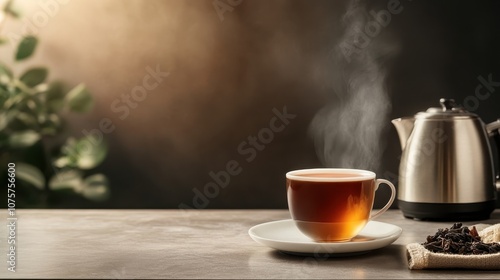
(392, 98, 500, 221)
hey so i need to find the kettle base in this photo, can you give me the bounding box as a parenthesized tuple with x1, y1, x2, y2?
(398, 200, 496, 221)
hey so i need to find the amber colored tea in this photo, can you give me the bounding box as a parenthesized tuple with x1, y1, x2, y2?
(286, 170, 376, 242)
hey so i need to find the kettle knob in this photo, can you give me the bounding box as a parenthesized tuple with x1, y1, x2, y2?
(440, 98, 456, 111)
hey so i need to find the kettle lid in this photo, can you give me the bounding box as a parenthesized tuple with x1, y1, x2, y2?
(416, 98, 478, 119)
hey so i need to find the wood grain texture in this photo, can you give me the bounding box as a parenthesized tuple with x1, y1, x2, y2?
(0, 209, 499, 279)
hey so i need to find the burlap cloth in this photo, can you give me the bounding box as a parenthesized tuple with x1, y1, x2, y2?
(407, 223, 500, 270)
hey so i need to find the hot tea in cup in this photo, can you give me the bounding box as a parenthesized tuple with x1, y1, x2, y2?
(286, 168, 396, 242)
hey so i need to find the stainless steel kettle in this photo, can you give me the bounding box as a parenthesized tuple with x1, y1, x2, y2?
(392, 98, 500, 220)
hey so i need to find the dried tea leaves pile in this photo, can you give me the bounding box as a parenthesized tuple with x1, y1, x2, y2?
(422, 223, 500, 255)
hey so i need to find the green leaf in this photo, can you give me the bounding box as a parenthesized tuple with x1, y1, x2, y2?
(65, 83, 93, 113)
(45, 82, 65, 111)
(8, 130, 40, 148)
(74, 137, 107, 169)
(0, 63, 13, 80)
(81, 174, 109, 201)
(57, 137, 107, 169)
(4, 0, 21, 18)
(53, 156, 71, 169)
(0, 109, 18, 130)
(0, 113, 6, 130)
(0, 87, 8, 103)
(0, 37, 8, 45)
(5, 7, 20, 18)
(58, 137, 78, 163)
(49, 170, 109, 202)
(20, 68, 48, 87)
(49, 169, 83, 191)
(16, 163, 45, 190)
(10, 112, 38, 130)
(40, 113, 61, 135)
(0, 133, 7, 148)
(15, 36, 38, 61)
(2, 94, 24, 111)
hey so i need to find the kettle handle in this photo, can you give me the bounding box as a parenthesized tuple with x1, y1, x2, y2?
(486, 119, 500, 192)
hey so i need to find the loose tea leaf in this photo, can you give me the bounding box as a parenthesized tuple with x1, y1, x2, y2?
(421, 223, 500, 255)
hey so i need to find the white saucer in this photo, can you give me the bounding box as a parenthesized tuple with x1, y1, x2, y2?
(248, 219, 402, 256)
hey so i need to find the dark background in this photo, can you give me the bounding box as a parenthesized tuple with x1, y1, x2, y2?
(2, 0, 500, 209)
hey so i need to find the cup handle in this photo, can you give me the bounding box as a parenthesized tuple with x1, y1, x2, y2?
(369, 179, 396, 220)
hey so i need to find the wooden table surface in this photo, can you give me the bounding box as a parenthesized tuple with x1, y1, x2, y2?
(0, 209, 499, 279)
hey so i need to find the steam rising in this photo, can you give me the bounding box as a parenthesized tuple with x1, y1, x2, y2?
(309, 0, 396, 171)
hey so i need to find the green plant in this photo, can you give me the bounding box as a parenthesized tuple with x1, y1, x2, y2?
(0, 1, 109, 207)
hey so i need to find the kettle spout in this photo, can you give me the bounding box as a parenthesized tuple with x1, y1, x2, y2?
(392, 117, 415, 150)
